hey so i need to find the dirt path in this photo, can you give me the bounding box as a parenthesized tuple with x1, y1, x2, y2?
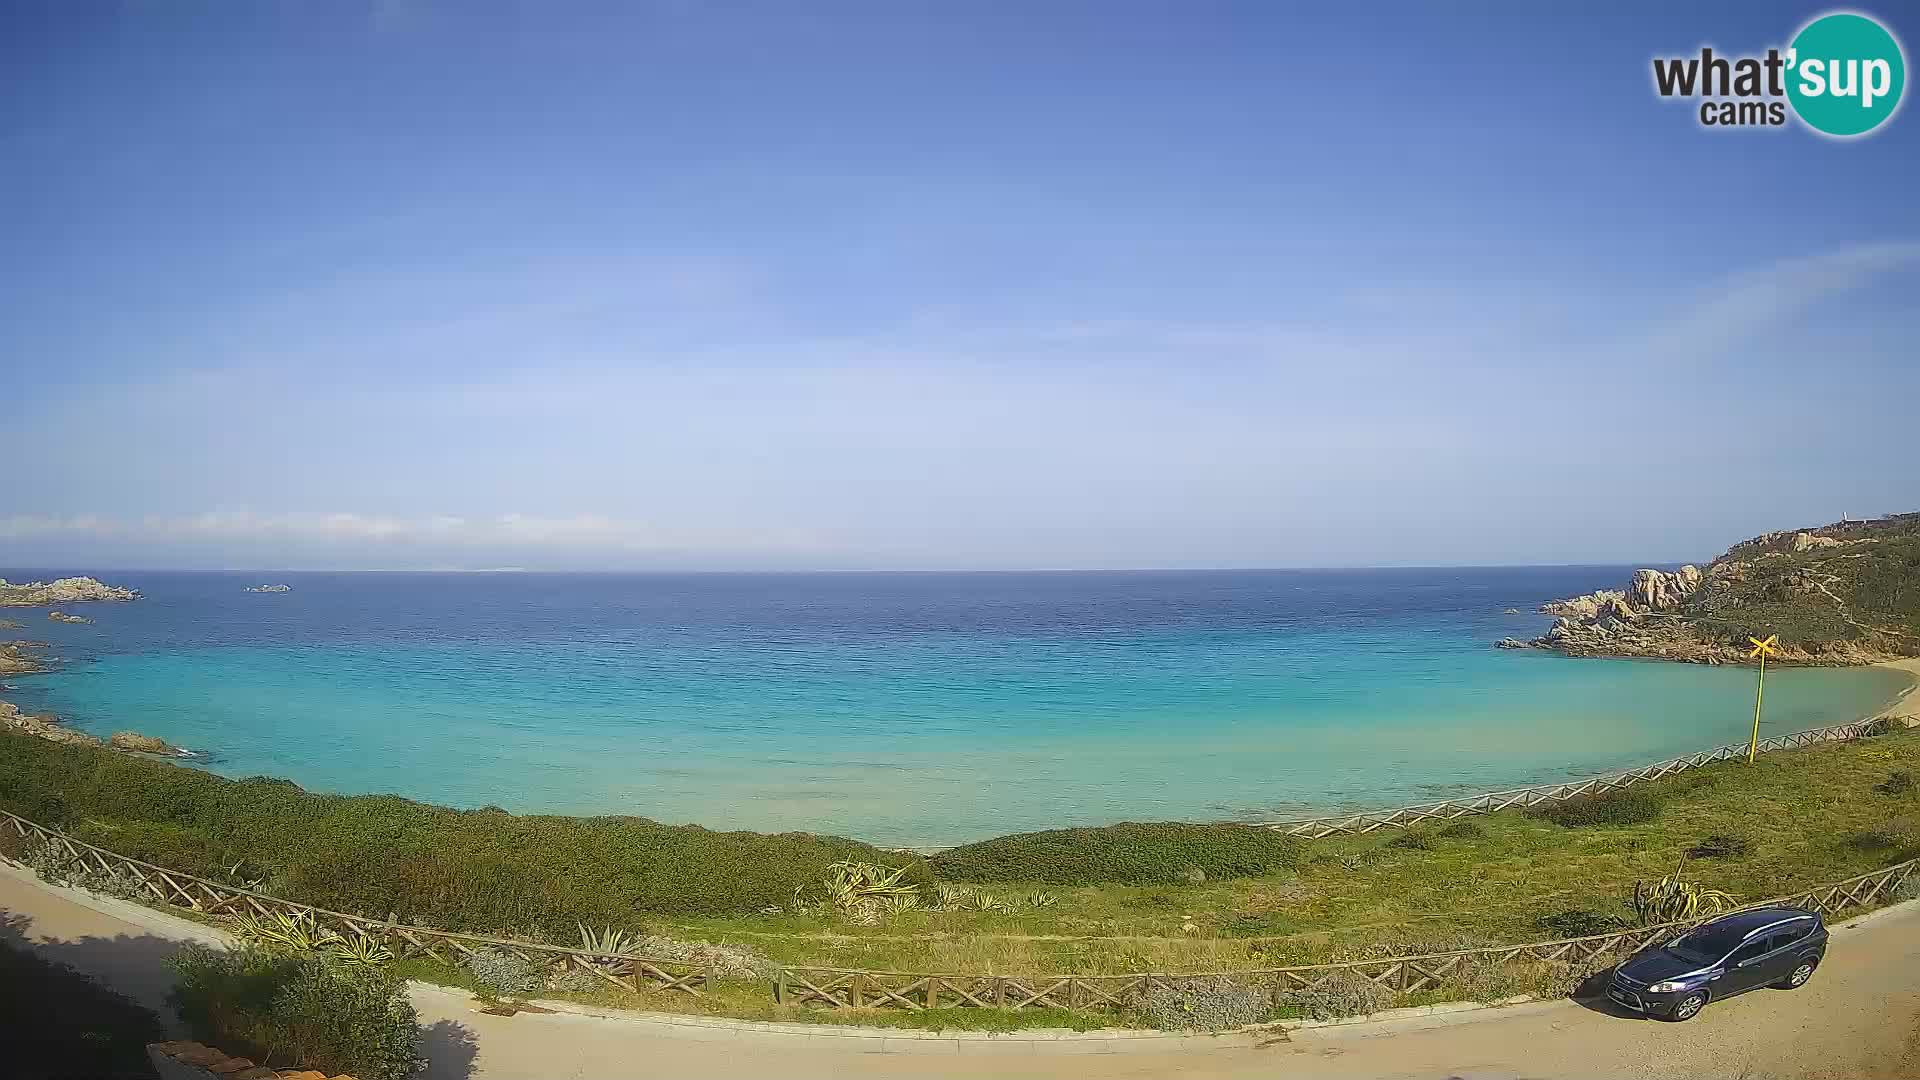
(4, 861, 1917, 1079)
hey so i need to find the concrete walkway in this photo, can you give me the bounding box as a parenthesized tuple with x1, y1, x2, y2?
(4, 861, 1917, 1079)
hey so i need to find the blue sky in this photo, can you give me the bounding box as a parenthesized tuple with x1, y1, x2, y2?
(3, 1, 1916, 570)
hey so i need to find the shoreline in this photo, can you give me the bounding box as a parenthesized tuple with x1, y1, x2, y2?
(1870, 656, 1920, 725)
(4, 643, 1916, 846)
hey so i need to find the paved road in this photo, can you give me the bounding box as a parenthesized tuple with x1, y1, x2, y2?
(3, 864, 1915, 1080)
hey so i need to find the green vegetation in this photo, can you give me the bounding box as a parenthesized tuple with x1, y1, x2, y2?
(168, 945, 420, 1080)
(4, 718, 1920, 1031)
(0, 937, 165, 1080)
(1688, 513, 1920, 653)
(0, 734, 924, 931)
(929, 822, 1303, 885)
(1528, 787, 1664, 827)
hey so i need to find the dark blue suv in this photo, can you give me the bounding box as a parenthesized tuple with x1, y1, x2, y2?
(1607, 906, 1827, 1021)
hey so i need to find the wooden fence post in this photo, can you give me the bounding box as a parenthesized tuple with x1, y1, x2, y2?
(774, 968, 787, 1005)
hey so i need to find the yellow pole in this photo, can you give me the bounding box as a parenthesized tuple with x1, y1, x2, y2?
(1748, 651, 1766, 764)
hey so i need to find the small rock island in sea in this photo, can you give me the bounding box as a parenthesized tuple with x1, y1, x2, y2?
(245, 583, 293, 593)
(0, 576, 140, 606)
(1498, 512, 1920, 665)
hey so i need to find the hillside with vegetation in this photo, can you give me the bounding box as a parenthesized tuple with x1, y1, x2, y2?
(1502, 512, 1920, 664)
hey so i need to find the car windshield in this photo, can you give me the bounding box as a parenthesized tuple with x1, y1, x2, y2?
(1665, 924, 1748, 964)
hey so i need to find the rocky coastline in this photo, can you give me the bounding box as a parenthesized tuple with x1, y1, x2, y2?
(0, 577, 193, 757)
(0, 575, 139, 606)
(1499, 515, 1920, 666)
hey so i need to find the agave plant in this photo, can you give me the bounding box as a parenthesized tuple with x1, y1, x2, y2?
(232, 909, 337, 952)
(1631, 874, 1738, 926)
(577, 923, 641, 957)
(324, 929, 395, 968)
(1024, 892, 1060, 910)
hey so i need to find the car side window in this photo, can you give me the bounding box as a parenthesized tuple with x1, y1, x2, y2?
(1772, 923, 1812, 947)
(1728, 938, 1770, 965)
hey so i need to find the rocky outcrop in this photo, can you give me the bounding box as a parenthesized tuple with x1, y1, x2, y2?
(1500, 513, 1920, 666)
(0, 641, 50, 676)
(245, 584, 293, 593)
(109, 730, 192, 756)
(0, 576, 139, 606)
(0, 618, 20, 630)
(48, 610, 92, 625)
(0, 701, 103, 747)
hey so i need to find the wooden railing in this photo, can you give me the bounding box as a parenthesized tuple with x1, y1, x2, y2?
(5, 805, 1915, 1015)
(0, 810, 709, 996)
(772, 855, 1919, 1011)
(1248, 719, 1891, 838)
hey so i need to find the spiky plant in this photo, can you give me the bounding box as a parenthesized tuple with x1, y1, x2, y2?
(1630, 874, 1738, 926)
(325, 930, 396, 968)
(232, 909, 337, 952)
(576, 923, 640, 957)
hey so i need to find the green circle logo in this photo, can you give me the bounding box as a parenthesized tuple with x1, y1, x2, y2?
(1787, 12, 1907, 136)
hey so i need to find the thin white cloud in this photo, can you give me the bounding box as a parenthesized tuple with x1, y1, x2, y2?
(0, 512, 824, 554)
(1642, 241, 1920, 359)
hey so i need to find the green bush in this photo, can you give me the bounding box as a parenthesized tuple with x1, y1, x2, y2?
(167, 945, 418, 1080)
(1131, 976, 1272, 1031)
(1385, 830, 1434, 851)
(1435, 819, 1487, 840)
(0, 733, 920, 928)
(1528, 788, 1663, 828)
(1850, 816, 1920, 854)
(1877, 770, 1915, 796)
(929, 822, 1302, 886)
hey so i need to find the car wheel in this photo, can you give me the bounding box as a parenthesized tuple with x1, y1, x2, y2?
(1776, 960, 1816, 989)
(1665, 990, 1709, 1022)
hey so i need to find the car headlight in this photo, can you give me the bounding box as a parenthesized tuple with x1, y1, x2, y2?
(1646, 980, 1690, 994)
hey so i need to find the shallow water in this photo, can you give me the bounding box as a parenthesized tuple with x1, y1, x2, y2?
(5, 568, 1909, 847)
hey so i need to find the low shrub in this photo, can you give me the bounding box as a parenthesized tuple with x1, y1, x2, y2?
(1536, 909, 1627, 938)
(463, 947, 544, 997)
(1434, 819, 1487, 840)
(1877, 770, 1916, 796)
(1385, 830, 1433, 851)
(1687, 833, 1752, 859)
(1896, 875, 1920, 902)
(1132, 976, 1272, 1031)
(1275, 968, 1388, 1021)
(167, 945, 419, 1080)
(929, 822, 1302, 886)
(0, 732, 926, 927)
(1529, 788, 1663, 828)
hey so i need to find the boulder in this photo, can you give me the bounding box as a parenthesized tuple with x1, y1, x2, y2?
(109, 731, 187, 755)
(0, 576, 139, 606)
(48, 611, 93, 625)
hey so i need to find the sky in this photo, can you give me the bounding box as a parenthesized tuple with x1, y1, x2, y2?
(2, 1, 1917, 571)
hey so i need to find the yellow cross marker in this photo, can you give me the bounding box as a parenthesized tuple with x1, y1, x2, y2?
(1747, 634, 1780, 763)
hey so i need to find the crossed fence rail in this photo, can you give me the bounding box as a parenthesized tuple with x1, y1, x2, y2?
(3, 713, 1915, 1014)
(0, 810, 710, 996)
(1247, 719, 1891, 838)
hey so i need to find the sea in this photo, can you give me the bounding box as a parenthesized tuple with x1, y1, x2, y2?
(2, 567, 1910, 848)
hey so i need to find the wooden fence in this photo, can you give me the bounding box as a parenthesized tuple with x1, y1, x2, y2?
(1248, 718, 1891, 838)
(0, 810, 710, 996)
(4, 805, 1916, 1014)
(772, 855, 1919, 1011)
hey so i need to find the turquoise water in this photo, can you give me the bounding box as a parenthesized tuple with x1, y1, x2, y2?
(6, 569, 1910, 847)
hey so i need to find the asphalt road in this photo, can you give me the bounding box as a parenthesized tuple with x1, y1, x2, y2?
(4, 863, 1915, 1079)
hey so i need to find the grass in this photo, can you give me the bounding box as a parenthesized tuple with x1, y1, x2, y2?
(4, 722, 1919, 1031)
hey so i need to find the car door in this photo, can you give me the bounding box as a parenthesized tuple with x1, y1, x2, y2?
(1722, 936, 1775, 994)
